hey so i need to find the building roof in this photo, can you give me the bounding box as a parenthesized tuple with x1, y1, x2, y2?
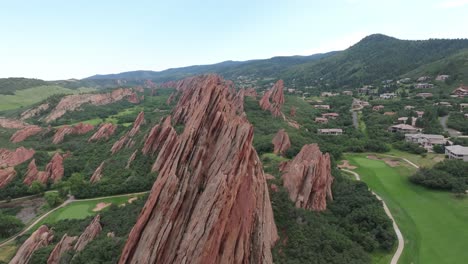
(406, 134, 444, 139)
(318, 128, 343, 132)
(391, 124, 418, 130)
(446, 145, 468, 155)
(398, 117, 409, 121)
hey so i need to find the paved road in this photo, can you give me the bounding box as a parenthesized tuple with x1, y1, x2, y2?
(342, 168, 404, 264)
(0, 191, 148, 249)
(440, 115, 462, 137)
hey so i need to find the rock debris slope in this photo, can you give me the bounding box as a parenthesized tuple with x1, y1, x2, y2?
(120, 75, 278, 264)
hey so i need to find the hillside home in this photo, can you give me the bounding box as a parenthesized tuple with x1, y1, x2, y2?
(342, 90, 353, 96)
(405, 133, 447, 151)
(404, 105, 415, 110)
(321, 92, 338, 97)
(318, 128, 343, 135)
(436, 75, 450, 81)
(435, 102, 452, 107)
(315, 117, 328, 124)
(452, 86, 468, 98)
(322, 113, 339, 119)
(416, 111, 424, 118)
(445, 145, 468, 162)
(314, 105, 330, 110)
(460, 103, 468, 110)
(398, 117, 409, 124)
(415, 83, 434, 89)
(417, 76, 430, 82)
(465, 113, 468, 119)
(416, 93, 433, 98)
(287, 88, 296, 93)
(380, 93, 396, 99)
(388, 124, 420, 133)
(373, 105, 385, 111)
(384, 112, 396, 116)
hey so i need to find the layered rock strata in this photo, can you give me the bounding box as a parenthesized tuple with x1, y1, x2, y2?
(10, 225, 54, 264)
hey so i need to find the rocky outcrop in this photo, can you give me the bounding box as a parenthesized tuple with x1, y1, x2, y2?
(233, 88, 245, 113)
(126, 150, 137, 169)
(43, 88, 138, 123)
(166, 92, 176, 105)
(259, 80, 285, 117)
(119, 75, 277, 264)
(74, 215, 102, 252)
(0, 118, 29, 129)
(290, 106, 296, 117)
(10, 126, 42, 143)
(88, 123, 117, 142)
(272, 129, 291, 155)
(0, 147, 35, 168)
(53, 123, 94, 144)
(127, 92, 140, 104)
(23, 153, 66, 186)
(23, 159, 47, 185)
(111, 112, 145, 154)
(10, 225, 54, 264)
(20, 103, 50, 120)
(0, 167, 17, 188)
(142, 116, 177, 156)
(280, 144, 333, 211)
(90, 162, 104, 183)
(245, 87, 257, 98)
(45, 153, 65, 183)
(47, 234, 77, 264)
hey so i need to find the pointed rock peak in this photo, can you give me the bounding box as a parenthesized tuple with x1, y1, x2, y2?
(10, 125, 42, 143)
(281, 144, 334, 211)
(74, 214, 102, 252)
(119, 74, 278, 264)
(0, 167, 17, 188)
(47, 234, 77, 264)
(10, 225, 54, 264)
(272, 129, 291, 155)
(259, 80, 285, 117)
(88, 123, 117, 142)
(90, 162, 105, 184)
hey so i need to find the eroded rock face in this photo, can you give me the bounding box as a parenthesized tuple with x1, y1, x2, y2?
(0, 147, 35, 168)
(0, 118, 29, 129)
(0, 167, 17, 188)
(280, 144, 333, 211)
(126, 150, 137, 169)
(52, 123, 94, 144)
(20, 103, 50, 120)
(10, 225, 54, 264)
(166, 92, 176, 105)
(74, 215, 102, 252)
(119, 75, 278, 264)
(142, 116, 176, 156)
(233, 88, 245, 113)
(47, 234, 77, 264)
(259, 80, 285, 117)
(272, 129, 291, 155)
(90, 162, 104, 183)
(127, 92, 141, 104)
(23, 159, 48, 185)
(45, 153, 65, 183)
(43, 88, 138, 123)
(245, 87, 257, 98)
(88, 123, 117, 142)
(10, 126, 42, 143)
(111, 112, 145, 154)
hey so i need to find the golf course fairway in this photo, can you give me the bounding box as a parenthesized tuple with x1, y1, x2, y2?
(345, 154, 468, 264)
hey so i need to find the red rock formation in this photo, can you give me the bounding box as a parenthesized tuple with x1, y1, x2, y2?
(0, 147, 35, 168)
(245, 87, 257, 98)
(0, 118, 29, 129)
(233, 88, 245, 113)
(9, 225, 54, 264)
(271, 184, 279, 192)
(142, 116, 177, 156)
(88, 123, 117, 142)
(119, 75, 277, 264)
(272, 129, 291, 155)
(43, 88, 138, 123)
(258, 80, 285, 117)
(0, 167, 17, 188)
(74, 215, 102, 252)
(134, 86, 144, 93)
(259, 89, 273, 111)
(159, 80, 178, 89)
(23, 159, 48, 185)
(126, 150, 137, 169)
(47, 234, 77, 264)
(53, 123, 94, 144)
(290, 106, 297, 117)
(20, 103, 50, 120)
(111, 112, 145, 154)
(145, 80, 156, 89)
(280, 144, 333, 211)
(45, 153, 65, 183)
(90, 162, 104, 183)
(166, 92, 176, 105)
(127, 92, 140, 104)
(10, 126, 42, 143)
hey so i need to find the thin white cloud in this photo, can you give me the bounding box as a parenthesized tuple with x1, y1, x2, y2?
(300, 32, 370, 55)
(437, 0, 468, 8)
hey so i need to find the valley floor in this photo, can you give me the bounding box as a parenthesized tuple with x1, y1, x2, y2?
(344, 153, 468, 264)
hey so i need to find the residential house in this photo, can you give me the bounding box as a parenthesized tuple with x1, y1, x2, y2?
(398, 78, 412, 84)
(398, 117, 409, 124)
(388, 124, 420, 133)
(465, 113, 468, 119)
(435, 102, 452, 107)
(322, 113, 339, 119)
(452, 85, 468, 98)
(315, 117, 328, 124)
(373, 105, 385, 111)
(314, 105, 330, 110)
(436, 75, 450, 81)
(445, 145, 468, 162)
(460, 103, 468, 110)
(380, 93, 396, 99)
(416, 93, 433, 98)
(415, 83, 434, 89)
(321, 92, 338, 97)
(405, 133, 447, 151)
(384, 112, 396, 116)
(318, 128, 343, 135)
(416, 111, 424, 118)
(417, 76, 430, 82)
(342, 90, 353, 96)
(404, 105, 415, 110)
(287, 88, 296, 93)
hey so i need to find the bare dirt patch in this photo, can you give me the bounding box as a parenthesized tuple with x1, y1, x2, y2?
(0, 196, 46, 224)
(92, 202, 111, 212)
(128, 197, 138, 203)
(338, 160, 357, 170)
(366, 155, 400, 167)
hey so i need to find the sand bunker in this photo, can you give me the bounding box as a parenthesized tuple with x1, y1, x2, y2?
(367, 155, 400, 167)
(128, 197, 138, 203)
(92, 202, 111, 212)
(338, 160, 357, 170)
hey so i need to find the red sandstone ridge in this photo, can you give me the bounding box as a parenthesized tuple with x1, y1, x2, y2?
(23, 159, 47, 185)
(0, 167, 17, 188)
(20, 103, 50, 120)
(23, 153, 66, 185)
(10, 126, 43, 143)
(46, 153, 65, 183)
(119, 75, 278, 264)
(290, 106, 297, 117)
(126, 150, 137, 169)
(0, 147, 35, 168)
(127, 92, 140, 104)
(88, 123, 117, 142)
(272, 129, 291, 155)
(111, 112, 145, 154)
(166, 92, 176, 105)
(90, 162, 104, 183)
(245, 87, 258, 98)
(0, 118, 29, 129)
(259, 80, 285, 117)
(10, 225, 54, 264)
(142, 116, 176, 156)
(42, 88, 139, 123)
(74, 215, 102, 252)
(52, 123, 94, 144)
(47, 234, 77, 264)
(280, 144, 333, 211)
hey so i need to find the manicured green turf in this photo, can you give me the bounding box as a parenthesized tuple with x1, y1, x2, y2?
(345, 154, 468, 264)
(0, 86, 96, 111)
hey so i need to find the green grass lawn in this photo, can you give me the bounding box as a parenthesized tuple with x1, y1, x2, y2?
(0, 243, 17, 263)
(345, 153, 468, 264)
(387, 149, 445, 168)
(0, 86, 96, 111)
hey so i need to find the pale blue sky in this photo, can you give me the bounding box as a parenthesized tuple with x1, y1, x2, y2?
(1, 0, 468, 80)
